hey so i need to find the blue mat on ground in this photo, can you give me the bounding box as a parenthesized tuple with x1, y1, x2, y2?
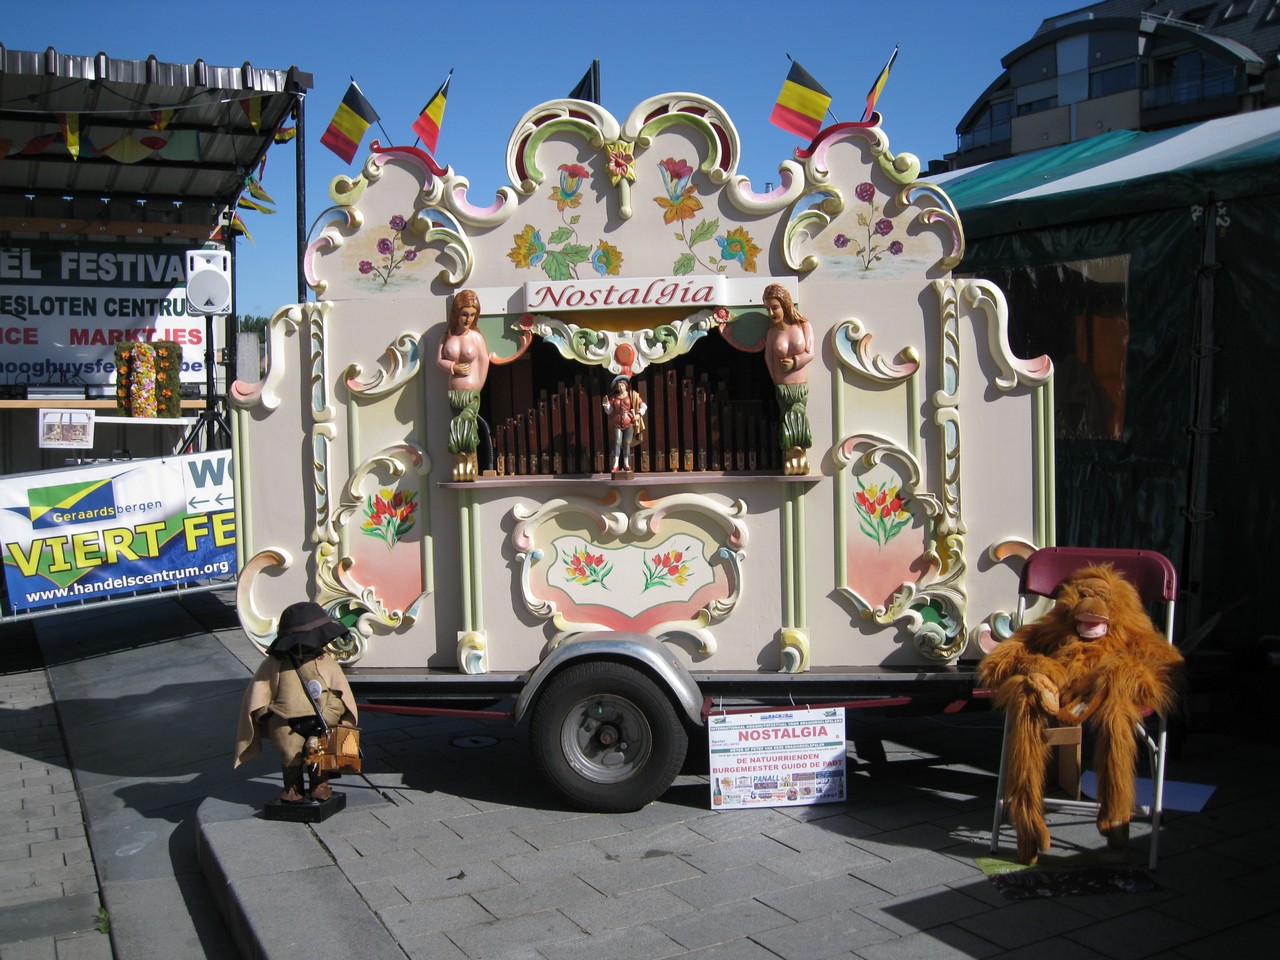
(1079, 773, 1215, 812)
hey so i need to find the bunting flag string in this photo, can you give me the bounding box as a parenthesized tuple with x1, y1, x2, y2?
(240, 96, 262, 133)
(58, 113, 80, 160)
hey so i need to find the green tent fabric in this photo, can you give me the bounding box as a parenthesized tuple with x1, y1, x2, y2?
(936, 107, 1280, 237)
(938, 107, 1280, 654)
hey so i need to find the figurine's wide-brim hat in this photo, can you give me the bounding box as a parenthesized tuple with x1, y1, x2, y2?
(267, 601, 347, 659)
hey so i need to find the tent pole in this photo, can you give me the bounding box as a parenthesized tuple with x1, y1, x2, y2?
(1181, 196, 1219, 648)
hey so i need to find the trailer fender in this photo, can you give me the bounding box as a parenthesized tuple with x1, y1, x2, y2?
(513, 632, 704, 728)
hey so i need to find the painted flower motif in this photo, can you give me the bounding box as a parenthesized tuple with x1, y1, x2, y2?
(591, 239, 623, 276)
(713, 306, 731, 324)
(362, 487, 418, 549)
(837, 183, 901, 270)
(605, 141, 636, 185)
(563, 547, 612, 587)
(654, 157, 703, 224)
(715, 226, 761, 272)
(551, 163, 590, 211)
(643, 546, 694, 591)
(856, 480, 911, 547)
(507, 224, 547, 268)
(357, 213, 417, 285)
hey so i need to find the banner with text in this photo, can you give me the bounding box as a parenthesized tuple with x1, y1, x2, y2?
(0, 452, 235, 614)
(708, 707, 847, 809)
(1, 243, 209, 385)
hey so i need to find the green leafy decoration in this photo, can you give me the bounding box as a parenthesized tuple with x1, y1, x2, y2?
(542, 251, 572, 281)
(690, 218, 719, 246)
(673, 253, 696, 275)
(548, 226, 573, 244)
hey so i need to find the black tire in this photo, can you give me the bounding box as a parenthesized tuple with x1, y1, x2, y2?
(529, 660, 689, 813)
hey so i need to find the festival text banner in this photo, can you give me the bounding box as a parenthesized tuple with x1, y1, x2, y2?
(0, 243, 208, 386)
(0, 452, 235, 614)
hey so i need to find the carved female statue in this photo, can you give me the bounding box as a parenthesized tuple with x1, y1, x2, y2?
(437, 290, 489, 480)
(762, 283, 814, 475)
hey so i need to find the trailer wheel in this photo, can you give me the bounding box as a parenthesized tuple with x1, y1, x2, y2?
(530, 661, 688, 812)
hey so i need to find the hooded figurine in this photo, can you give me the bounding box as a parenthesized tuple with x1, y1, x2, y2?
(234, 602, 358, 804)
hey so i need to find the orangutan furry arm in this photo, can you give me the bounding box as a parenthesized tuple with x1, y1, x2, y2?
(978, 563, 1182, 864)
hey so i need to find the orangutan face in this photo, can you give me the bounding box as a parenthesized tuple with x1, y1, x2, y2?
(1053, 571, 1124, 640)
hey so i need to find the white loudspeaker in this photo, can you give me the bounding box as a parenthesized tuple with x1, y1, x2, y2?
(186, 250, 232, 316)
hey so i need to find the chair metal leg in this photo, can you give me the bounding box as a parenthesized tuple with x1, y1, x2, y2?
(990, 712, 1013, 854)
(1148, 716, 1168, 870)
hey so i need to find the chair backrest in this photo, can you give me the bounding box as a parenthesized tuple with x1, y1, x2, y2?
(1019, 546, 1177, 604)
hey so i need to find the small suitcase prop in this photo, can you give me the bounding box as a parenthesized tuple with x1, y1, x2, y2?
(305, 723, 362, 775)
(295, 661, 362, 775)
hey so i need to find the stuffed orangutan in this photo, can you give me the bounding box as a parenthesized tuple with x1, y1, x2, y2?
(978, 563, 1182, 864)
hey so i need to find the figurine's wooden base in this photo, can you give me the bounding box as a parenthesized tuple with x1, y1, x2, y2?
(263, 791, 346, 822)
(610, 469, 635, 479)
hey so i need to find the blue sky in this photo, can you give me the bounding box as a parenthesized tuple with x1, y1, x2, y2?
(7, 0, 1076, 317)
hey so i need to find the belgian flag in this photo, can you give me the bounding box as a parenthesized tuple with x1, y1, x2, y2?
(412, 71, 452, 155)
(769, 60, 831, 141)
(320, 82, 379, 164)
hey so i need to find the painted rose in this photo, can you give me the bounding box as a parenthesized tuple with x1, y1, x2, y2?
(855, 182, 876, 203)
(389, 214, 407, 231)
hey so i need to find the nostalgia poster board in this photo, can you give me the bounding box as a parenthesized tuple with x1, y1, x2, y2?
(708, 707, 847, 809)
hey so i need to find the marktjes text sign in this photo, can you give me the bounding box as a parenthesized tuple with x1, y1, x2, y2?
(707, 707, 847, 810)
(0, 243, 208, 386)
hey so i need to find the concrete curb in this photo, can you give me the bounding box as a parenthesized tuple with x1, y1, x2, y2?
(196, 793, 401, 960)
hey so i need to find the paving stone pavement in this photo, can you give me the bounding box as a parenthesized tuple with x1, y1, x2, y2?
(0, 618, 112, 959)
(201, 612, 1280, 960)
(4, 588, 1280, 959)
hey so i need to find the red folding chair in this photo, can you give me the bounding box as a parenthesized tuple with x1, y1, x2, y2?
(988, 546, 1178, 869)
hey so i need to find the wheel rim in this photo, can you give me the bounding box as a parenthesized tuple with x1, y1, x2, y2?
(559, 693, 653, 784)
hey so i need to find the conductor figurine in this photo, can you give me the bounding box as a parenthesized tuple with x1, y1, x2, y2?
(235, 601, 358, 816)
(602, 375, 646, 474)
